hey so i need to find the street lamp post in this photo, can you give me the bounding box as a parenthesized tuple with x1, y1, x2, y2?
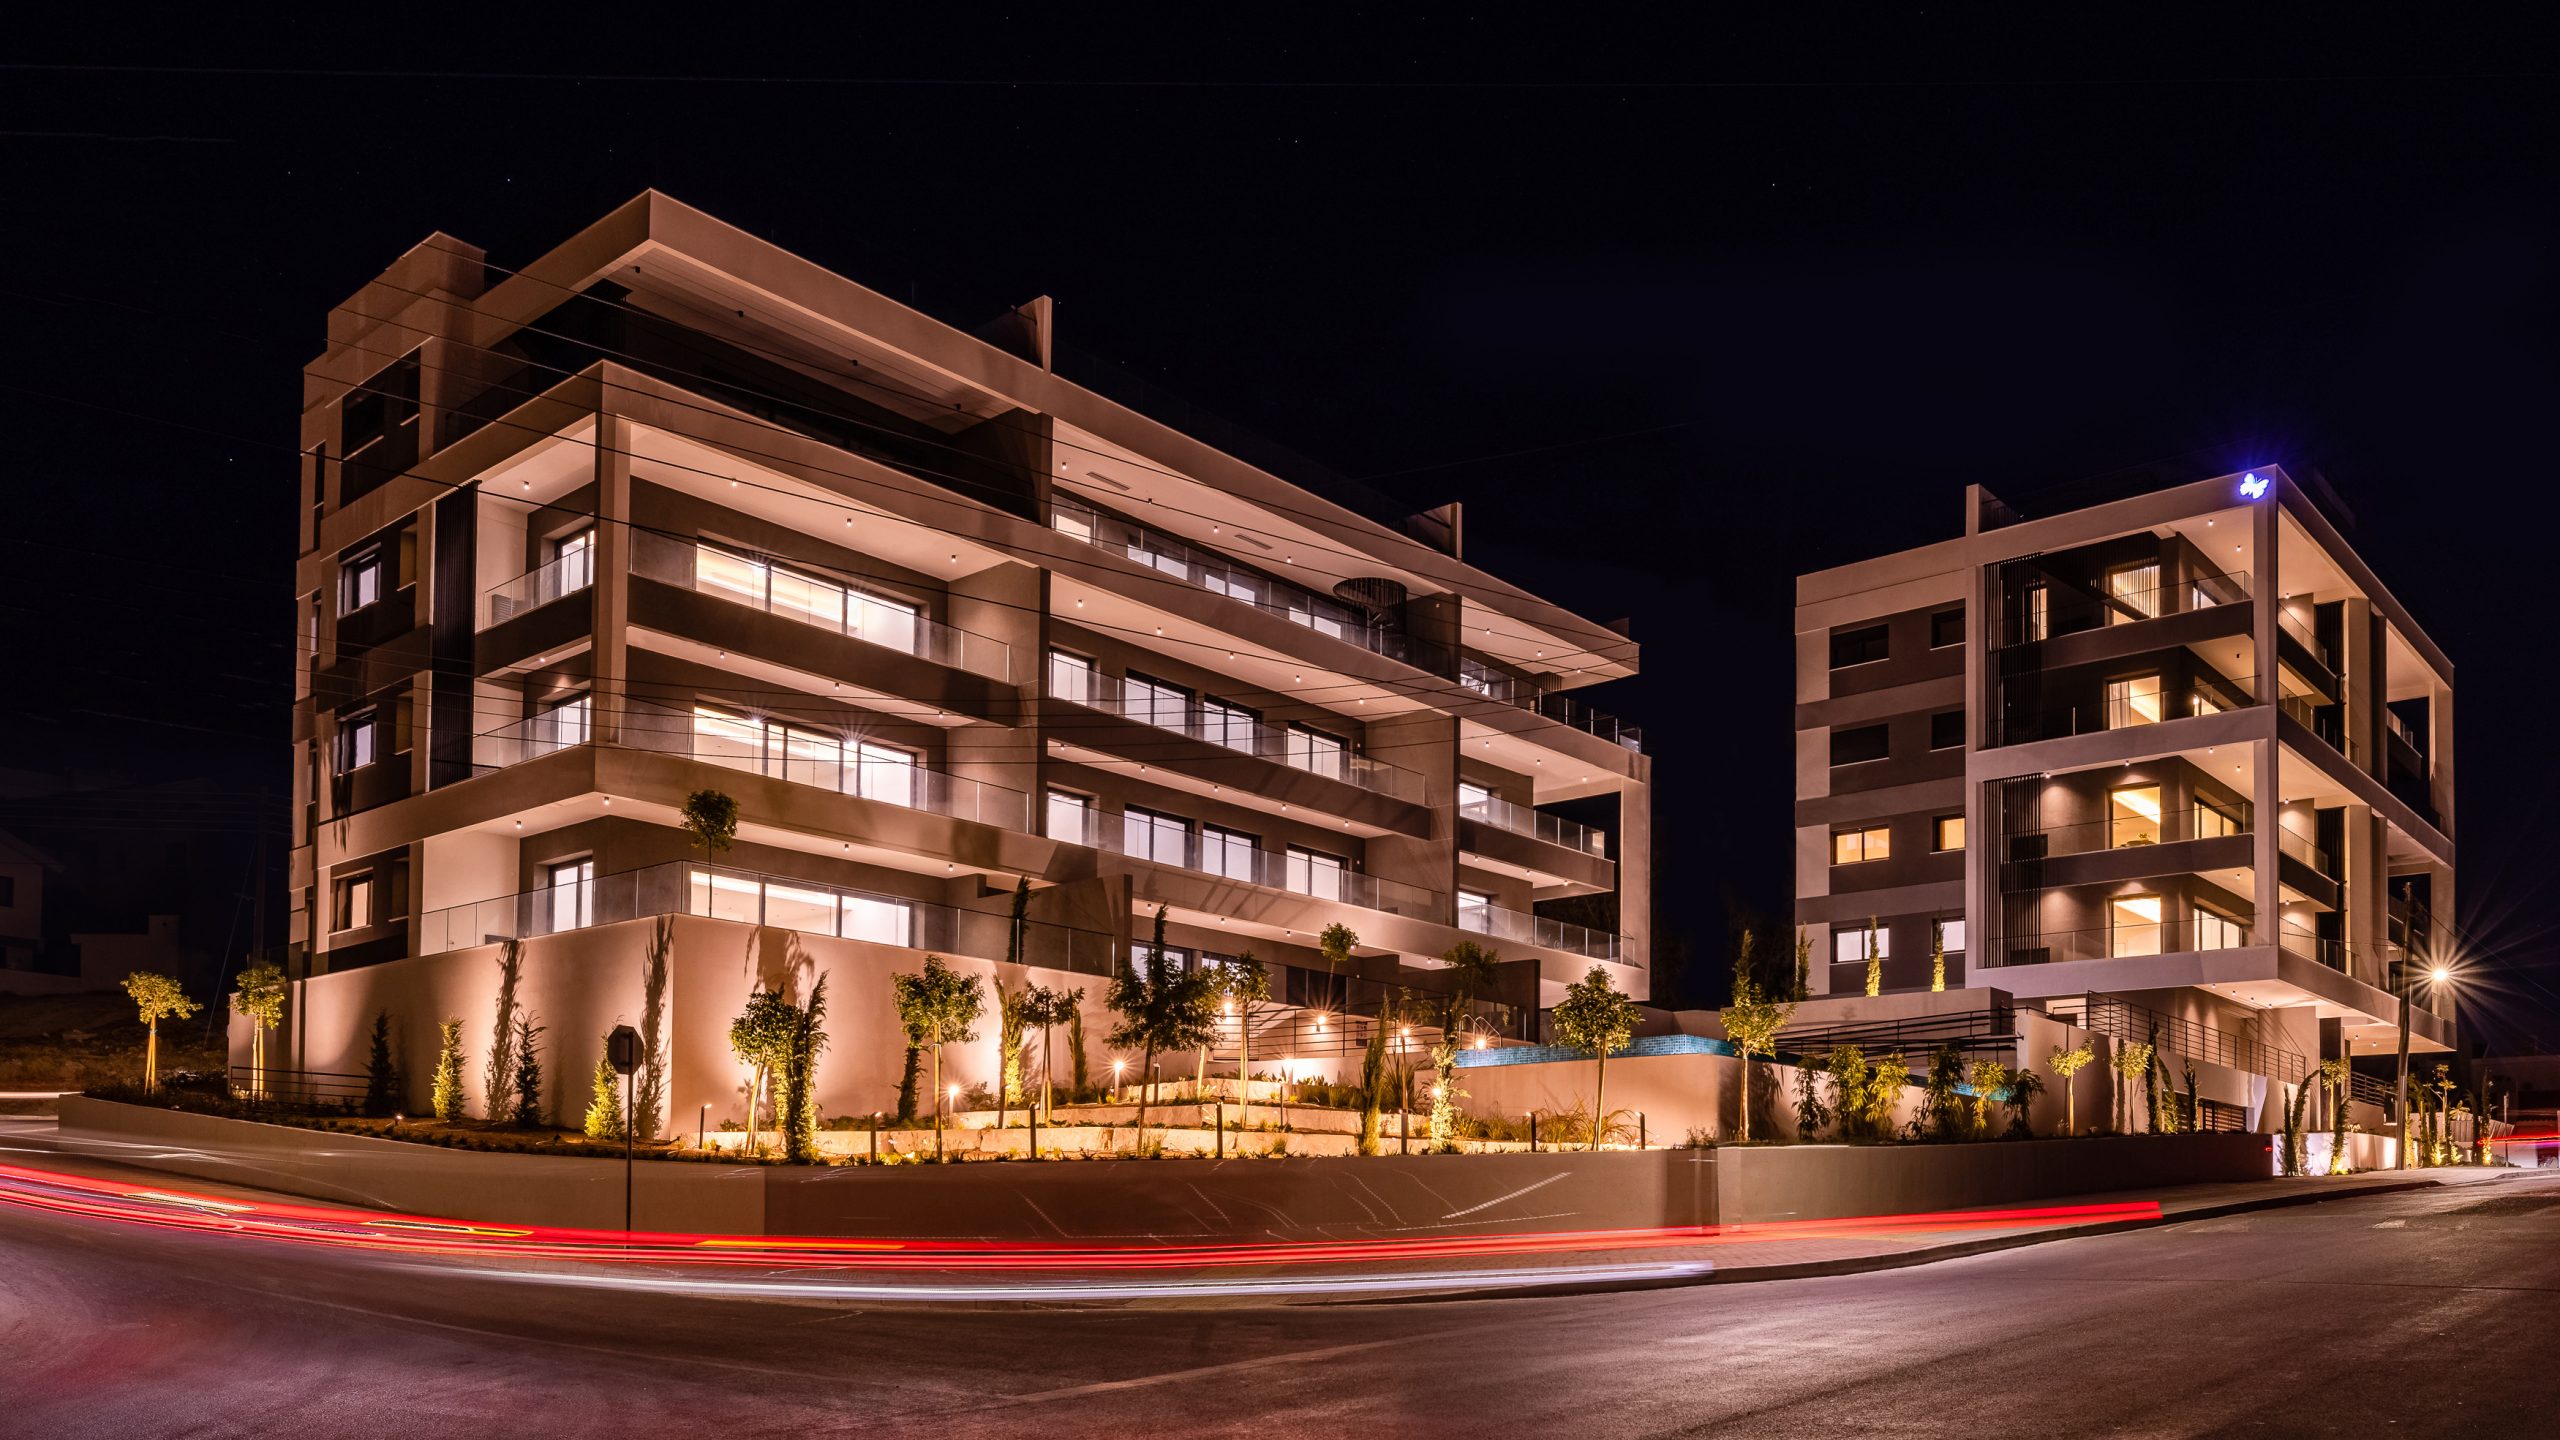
(2397, 964, 2454, 1171)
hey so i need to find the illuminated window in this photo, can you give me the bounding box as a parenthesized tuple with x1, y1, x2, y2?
(1935, 917, 1967, 956)
(853, 742, 915, 808)
(2106, 563, 2160, 623)
(1286, 846, 1346, 901)
(2106, 673, 2164, 728)
(1832, 825, 1891, 864)
(551, 528, 595, 595)
(340, 548, 384, 615)
(1122, 673, 1188, 731)
(1286, 726, 1348, 781)
(2021, 584, 2049, 642)
(2196, 908, 2246, 951)
(338, 710, 378, 773)
(1047, 650, 1096, 706)
(2195, 802, 2240, 840)
(2109, 894, 2163, 957)
(1933, 815, 1966, 852)
(2191, 689, 2222, 717)
(842, 894, 912, 947)
(1833, 922, 1889, 966)
(1123, 806, 1192, 866)
(2108, 785, 2162, 847)
(544, 858, 593, 934)
(1045, 789, 1094, 844)
(695, 545, 768, 608)
(1201, 698, 1257, 752)
(692, 707, 762, 772)
(1201, 824, 1259, 881)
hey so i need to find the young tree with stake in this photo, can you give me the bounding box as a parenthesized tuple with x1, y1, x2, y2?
(120, 971, 198, 1092)
(1719, 931, 1793, 1143)
(891, 955, 984, 1155)
(1104, 907, 1214, 1134)
(231, 962, 287, 1100)
(1552, 965, 1637, 1151)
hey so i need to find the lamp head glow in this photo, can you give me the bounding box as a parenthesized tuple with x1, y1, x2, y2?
(2430, 965, 2452, 985)
(2238, 472, 2270, 500)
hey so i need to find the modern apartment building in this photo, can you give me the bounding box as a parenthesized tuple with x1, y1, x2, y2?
(277, 192, 1649, 1122)
(1794, 472, 2455, 1124)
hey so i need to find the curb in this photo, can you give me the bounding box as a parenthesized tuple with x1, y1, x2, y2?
(1353, 1177, 2458, 1305)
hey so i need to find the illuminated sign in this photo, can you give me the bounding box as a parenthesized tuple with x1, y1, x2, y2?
(2238, 472, 2270, 500)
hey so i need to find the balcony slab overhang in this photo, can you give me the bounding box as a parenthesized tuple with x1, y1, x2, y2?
(1973, 944, 2454, 1052)
(1456, 818, 1614, 895)
(1038, 695, 1429, 839)
(629, 577, 1019, 724)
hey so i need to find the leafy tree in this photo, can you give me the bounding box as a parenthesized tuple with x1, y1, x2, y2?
(893, 1006, 927, 1125)
(680, 788, 739, 858)
(1356, 989, 1402, 1155)
(1218, 954, 1272, 1126)
(1552, 965, 1638, 1151)
(1790, 926, 1811, 1004)
(2048, 1041, 2095, 1135)
(1023, 984, 1083, 1121)
(230, 962, 287, 1099)
(1793, 1055, 1832, 1138)
(728, 988, 800, 1155)
(1104, 907, 1213, 1133)
(583, 1054, 626, 1141)
(993, 975, 1031, 1126)
(121, 971, 198, 1091)
(1965, 1058, 2011, 1139)
(1917, 1044, 1967, 1140)
(1825, 1045, 1873, 1140)
(2109, 1041, 2155, 1134)
(2003, 1067, 2045, 1138)
(1719, 931, 1793, 1142)
(1863, 918, 1883, 998)
(364, 1010, 399, 1117)
(509, 1010, 546, 1128)
(431, 1018, 465, 1121)
(1863, 1051, 1908, 1138)
(780, 974, 830, 1162)
(2320, 1057, 2352, 1174)
(893, 955, 984, 1144)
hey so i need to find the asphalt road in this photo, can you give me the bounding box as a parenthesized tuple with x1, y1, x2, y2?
(3, 1164, 2553, 1439)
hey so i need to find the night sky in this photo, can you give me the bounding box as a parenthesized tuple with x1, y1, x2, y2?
(4, 14, 2555, 1045)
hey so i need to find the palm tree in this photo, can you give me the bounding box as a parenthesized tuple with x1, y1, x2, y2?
(2048, 1042, 2094, 1135)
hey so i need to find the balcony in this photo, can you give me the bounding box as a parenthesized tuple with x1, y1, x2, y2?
(632, 531, 1013, 682)
(1999, 920, 2253, 968)
(1997, 568, 2248, 649)
(2005, 805, 2247, 862)
(1049, 664, 1425, 805)
(1456, 657, 1643, 753)
(467, 706, 1029, 831)
(1457, 791, 1607, 858)
(415, 860, 1117, 975)
(1050, 806, 1439, 920)
(481, 549, 594, 630)
(1992, 668, 2259, 747)
(1051, 497, 1442, 671)
(1458, 898, 1621, 963)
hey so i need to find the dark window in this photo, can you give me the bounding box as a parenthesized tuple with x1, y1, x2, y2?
(1930, 608, 1965, 649)
(1829, 624, 1890, 669)
(1830, 723, 1890, 766)
(0, 876, 14, 907)
(1930, 710, 1965, 751)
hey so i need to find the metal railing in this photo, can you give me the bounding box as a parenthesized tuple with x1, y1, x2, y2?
(1050, 497, 1443, 670)
(481, 549, 594, 629)
(1777, 1006, 2019, 1064)
(227, 1066, 370, 1108)
(1993, 670, 2258, 747)
(631, 531, 1013, 682)
(1995, 568, 2249, 648)
(2274, 825, 2335, 877)
(1456, 657, 1644, 752)
(1997, 920, 2254, 967)
(1458, 791, 1607, 858)
(1049, 663, 1425, 804)
(2276, 602, 2332, 668)
(2047, 993, 2308, 1085)
(1458, 900, 1621, 963)
(1051, 808, 1441, 919)
(2351, 1071, 2397, 1118)
(416, 860, 1120, 975)
(2004, 805, 2249, 860)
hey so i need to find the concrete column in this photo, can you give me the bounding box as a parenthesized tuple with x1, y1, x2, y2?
(2249, 498, 2282, 948)
(1617, 769, 1654, 1000)
(2342, 803, 2384, 989)
(2340, 597, 2377, 779)
(589, 413, 633, 744)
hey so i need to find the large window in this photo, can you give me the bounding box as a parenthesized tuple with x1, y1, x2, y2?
(1935, 917, 1966, 956)
(2108, 785, 2162, 847)
(1832, 825, 1891, 865)
(1830, 723, 1889, 766)
(338, 710, 379, 774)
(1201, 824, 1259, 881)
(2195, 907, 2246, 951)
(1122, 674, 1188, 731)
(683, 869, 913, 946)
(2195, 801, 2241, 840)
(551, 528, 595, 595)
(843, 894, 913, 947)
(2105, 673, 2164, 728)
(1286, 725, 1348, 781)
(1829, 624, 1889, 669)
(1833, 922, 1888, 966)
(2106, 562, 2160, 623)
(1201, 698, 1257, 753)
(1045, 789, 1095, 845)
(1048, 650, 1096, 706)
(336, 872, 375, 932)
(1457, 889, 1492, 929)
(1124, 806, 1192, 866)
(695, 543, 920, 654)
(2109, 894, 2164, 957)
(340, 548, 384, 615)
(853, 741, 916, 808)
(534, 694, 591, 754)
(1286, 846, 1345, 901)
(544, 858, 594, 934)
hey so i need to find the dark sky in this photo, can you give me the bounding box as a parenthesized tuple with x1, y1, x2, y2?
(4, 13, 2556, 1043)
